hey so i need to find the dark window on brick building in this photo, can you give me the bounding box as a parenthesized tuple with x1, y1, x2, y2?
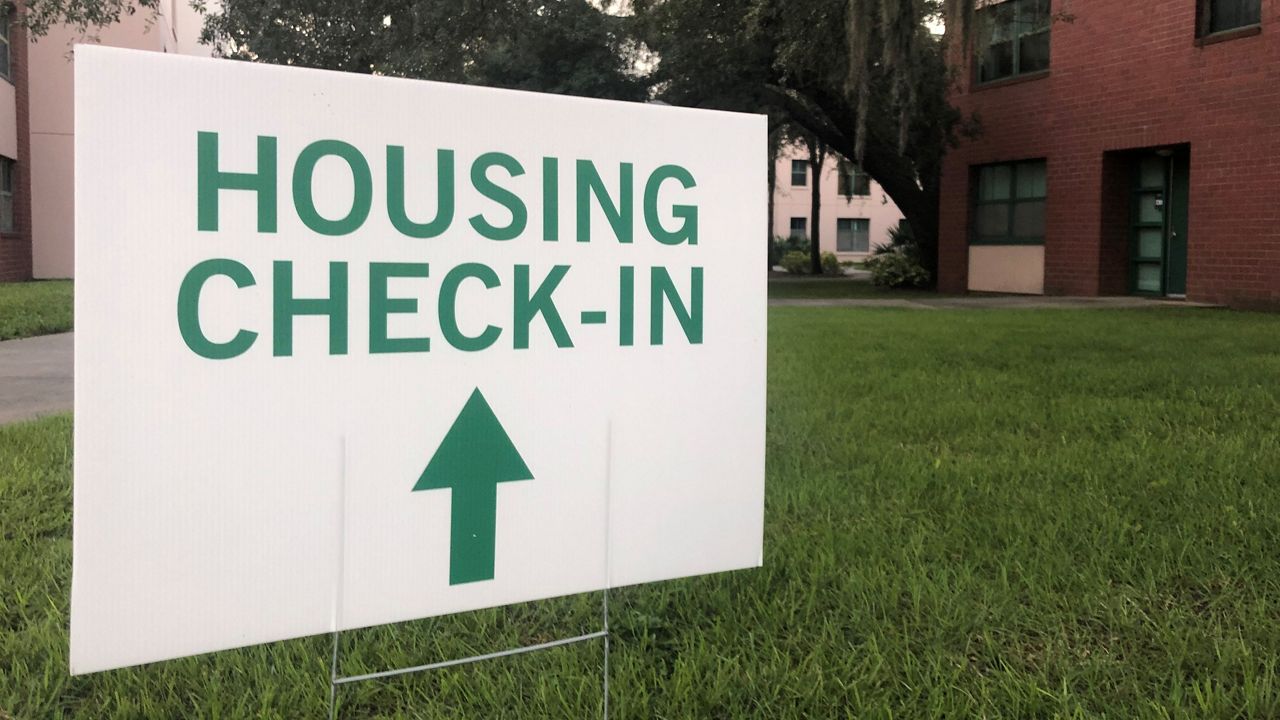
(791, 160, 807, 187)
(978, 0, 1051, 84)
(1199, 0, 1262, 36)
(0, 157, 14, 232)
(838, 160, 871, 196)
(0, 10, 10, 82)
(972, 160, 1046, 245)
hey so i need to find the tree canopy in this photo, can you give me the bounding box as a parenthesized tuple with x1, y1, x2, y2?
(634, 0, 977, 274)
(199, 0, 647, 102)
(21, 0, 161, 38)
(30, 0, 986, 276)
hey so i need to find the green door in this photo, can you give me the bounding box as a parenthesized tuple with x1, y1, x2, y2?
(1166, 149, 1189, 296)
(1129, 150, 1189, 296)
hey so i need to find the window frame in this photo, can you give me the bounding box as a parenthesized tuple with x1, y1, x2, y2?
(0, 8, 11, 84)
(836, 218, 871, 253)
(1128, 154, 1174, 295)
(0, 157, 14, 233)
(970, 159, 1047, 246)
(837, 160, 872, 197)
(1197, 0, 1263, 39)
(790, 159, 807, 187)
(788, 217, 807, 240)
(975, 0, 1052, 86)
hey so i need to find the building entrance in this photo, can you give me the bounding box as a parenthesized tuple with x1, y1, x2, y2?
(1129, 148, 1189, 297)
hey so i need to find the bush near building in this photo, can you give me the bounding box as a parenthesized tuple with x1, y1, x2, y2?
(0, 281, 73, 341)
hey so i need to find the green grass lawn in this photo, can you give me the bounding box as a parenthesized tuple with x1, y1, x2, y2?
(768, 276, 941, 300)
(4, 307, 1280, 718)
(0, 281, 74, 341)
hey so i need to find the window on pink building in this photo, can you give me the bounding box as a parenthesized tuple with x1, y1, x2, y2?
(838, 161, 871, 197)
(789, 217, 807, 239)
(790, 160, 807, 187)
(837, 219, 870, 253)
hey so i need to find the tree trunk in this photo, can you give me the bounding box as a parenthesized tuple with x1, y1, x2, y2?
(764, 85, 943, 285)
(890, 183, 940, 277)
(806, 137, 826, 275)
(860, 138, 940, 278)
(818, 126, 938, 279)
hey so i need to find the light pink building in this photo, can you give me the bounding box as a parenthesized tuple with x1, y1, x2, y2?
(0, 0, 214, 280)
(773, 143, 904, 261)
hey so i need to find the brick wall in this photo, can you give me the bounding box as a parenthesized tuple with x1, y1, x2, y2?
(0, 1, 32, 282)
(939, 0, 1280, 307)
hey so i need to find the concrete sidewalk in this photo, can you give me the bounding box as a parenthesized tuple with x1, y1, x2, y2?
(0, 297, 1223, 426)
(769, 296, 1222, 310)
(0, 332, 73, 425)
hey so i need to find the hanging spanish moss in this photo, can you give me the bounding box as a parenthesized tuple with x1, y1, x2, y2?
(844, 0, 975, 162)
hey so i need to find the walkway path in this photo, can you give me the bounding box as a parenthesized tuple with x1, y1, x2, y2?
(769, 296, 1222, 310)
(0, 297, 1221, 425)
(0, 332, 73, 425)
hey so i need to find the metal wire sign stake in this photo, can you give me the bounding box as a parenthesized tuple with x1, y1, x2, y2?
(326, 426, 615, 720)
(326, 593, 610, 720)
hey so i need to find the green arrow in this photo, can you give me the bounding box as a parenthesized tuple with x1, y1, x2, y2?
(414, 388, 534, 585)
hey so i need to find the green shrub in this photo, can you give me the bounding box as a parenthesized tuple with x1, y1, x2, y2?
(886, 219, 915, 247)
(781, 251, 811, 275)
(865, 251, 930, 288)
(865, 220, 929, 287)
(821, 252, 842, 276)
(770, 235, 808, 267)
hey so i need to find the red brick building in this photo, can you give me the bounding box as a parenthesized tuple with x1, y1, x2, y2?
(939, 0, 1280, 307)
(0, 3, 32, 282)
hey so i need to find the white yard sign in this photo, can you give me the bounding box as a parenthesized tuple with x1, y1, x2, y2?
(71, 46, 766, 674)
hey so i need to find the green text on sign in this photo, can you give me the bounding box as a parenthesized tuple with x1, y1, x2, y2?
(178, 132, 706, 359)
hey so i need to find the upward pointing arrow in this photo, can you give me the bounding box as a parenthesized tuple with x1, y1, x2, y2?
(414, 388, 534, 585)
